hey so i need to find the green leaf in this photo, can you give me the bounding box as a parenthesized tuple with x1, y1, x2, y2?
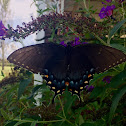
(79, 115, 84, 126)
(80, 122, 96, 126)
(108, 85, 126, 124)
(18, 77, 32, 100)
(108, 18, 126, 40)
(63, 89, 76, 115)
(14, 121, 26, 126)
(7, 24, 11, 28)
(6, 84, 18, 97)
(89, 87, 104, 99)
(0, 88, 8, 97)
(0, 108, 9, 120)
(106, 70, 126, 89)
(90, 72, 109, 85)
(28, 85, 42, 99)
(1, 70, 4, 77)
(110, 43, 126, 53)
(30, 121, 37, 126)
(50, 29, 56, 41)
(25, 71, 33, 76)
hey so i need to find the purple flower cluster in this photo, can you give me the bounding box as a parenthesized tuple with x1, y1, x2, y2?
(0, 21, 7, 38)
(60, 37, 88, 46)
(60, 41, 67, 47)
(99, 5, 115, 19)
(71, 37, 81, 46)
(0, 13, 74, 40)
(71, 37, 88, 46)
(99, 0, 125, 19)
(106, 0, 112, 2)
(102, 76, 112, 83)
(85, 85, 94, 92)
(0, 12, 108, 41)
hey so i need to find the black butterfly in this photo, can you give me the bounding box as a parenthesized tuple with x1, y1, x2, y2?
(7, 43, 126, 102)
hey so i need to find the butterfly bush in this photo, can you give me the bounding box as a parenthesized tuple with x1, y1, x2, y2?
(0, 12, 108, 41)
(0, 0, 126, 125)
(0, 0, 125, 42)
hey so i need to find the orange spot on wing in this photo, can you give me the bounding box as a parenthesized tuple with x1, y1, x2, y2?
(88, 74, 92, 78)
(65, 82, 69, 86)
(69, 89, 72, 91)
(45, 75, 49, 78)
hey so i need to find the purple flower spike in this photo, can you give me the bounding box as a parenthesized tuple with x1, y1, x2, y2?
(60, 37, 88, 47)
(0, 21, 7, 37)
(99, 5, 115, 19)
(60, 41, 67, 47)
(106, 0, 112, 2)
(102, 76, 112, 83)
(75, 37, 79, 41)
(85, 85, 94, 92)
(71, 37, 88, 46)
(71, 37, 81, 46)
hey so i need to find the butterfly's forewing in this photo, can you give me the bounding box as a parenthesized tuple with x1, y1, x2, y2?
(68, 46, 94, 80)
(70, 44, 126, 74)
(7, 43, 68, 80)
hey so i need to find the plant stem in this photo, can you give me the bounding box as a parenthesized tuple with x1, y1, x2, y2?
(11, 119, 64, 123)
(19, 108, 25, 119)
(83, 0, 97, 21)
(68, 27, 82, 41)
(121, 2, 126, 47)
(57, 115, 74, 126)
(58, 95, 66, 119)
(83, 0, 88, 11)
(93, 33, 108, 46)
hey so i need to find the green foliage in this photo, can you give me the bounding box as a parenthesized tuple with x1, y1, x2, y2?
(18, 71, 33, 100)
(108, 18, 126, 42)
(0, 0, 126, 126)
(108, 85, 126, 125)
(0, 66, 126, 125)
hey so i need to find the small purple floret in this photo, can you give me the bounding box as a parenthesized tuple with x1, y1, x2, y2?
(106, 0, 112, 2)
(60, 41, 67, 47)
(102, 76, 112, 83)
(85, 85, 94, 92)
(71, 37, 81, 46)
(60, 37, 88, 47)
(99, 5, 115, 19)
(0, 21, 7, 37)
